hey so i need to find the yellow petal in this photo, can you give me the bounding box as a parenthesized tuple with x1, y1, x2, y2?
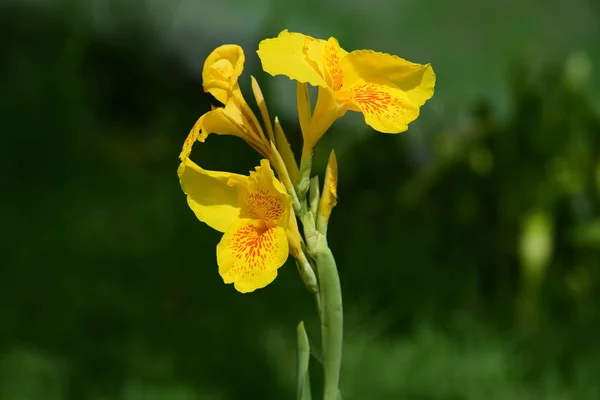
(320, 37, 347, 91)
(305, 86, 347, 149)
(318, 149, 338, 227)
(341, 50, 435, 107)
(257, 30, 328, 88)
(239, 160, 291, 224)
(250, 76, 275, 142)
(338, 79, 419, 133)
(177, 157, 248, 233)
(286, 212, 302, 259)
(196, 106, 245, 142)
(202, 45, 245, 104)
(194, 101, 270, 157)
(296, 82, 312, 141)
(217, 218, 289, 293)
(274, 117, 299, 184)
(201, 46, 274, 158)
(179, 122, 199, 160)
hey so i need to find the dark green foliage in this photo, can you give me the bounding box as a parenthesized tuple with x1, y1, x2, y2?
(1, 2, 599, 399)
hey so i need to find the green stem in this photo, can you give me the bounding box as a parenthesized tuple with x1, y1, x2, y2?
(314, 237, 343, 400)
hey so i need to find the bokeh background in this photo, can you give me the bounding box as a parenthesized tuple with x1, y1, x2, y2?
(2, 0, 600, 398)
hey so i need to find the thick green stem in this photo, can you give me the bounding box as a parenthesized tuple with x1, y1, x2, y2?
(298, 148, 342, 399)
(313, 236, 343, 400)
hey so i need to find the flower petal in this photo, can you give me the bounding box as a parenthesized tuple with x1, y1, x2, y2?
(239, 160, 291, 223)
(257, 30, 328, 88)
(286, 212, 302, 259)
(305, 86, 347, 149)
(341, 50, 435, 107)
(179, 124, 199, 160)
(202, 45, 245, 104)
(318, 37, 347, 91)
(250, 75, 275, 142)
(339, 79, 419, 133)
(178, 157, 248, 233)
(217, 218, 289, 293)
(274, 117, 299, 184)
(192, 101, 269, 157)
(196, 107, 245, 142)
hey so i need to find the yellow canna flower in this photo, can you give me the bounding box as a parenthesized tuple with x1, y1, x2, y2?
(257, 30, 436, 149)
(183, 44, 272, 159)
(178, 157, 294, 293)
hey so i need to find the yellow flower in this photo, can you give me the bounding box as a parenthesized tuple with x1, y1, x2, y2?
(178, 157, 293, 293)
(181, 45, 272, 160)
(257, 30, 436, 149)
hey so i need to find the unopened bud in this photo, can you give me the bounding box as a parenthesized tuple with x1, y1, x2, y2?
(317, 150, 338, 234)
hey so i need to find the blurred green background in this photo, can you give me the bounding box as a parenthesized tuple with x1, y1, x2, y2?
(2, 0, 600, 398)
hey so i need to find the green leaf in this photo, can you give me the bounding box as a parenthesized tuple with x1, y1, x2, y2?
(296, 321, 312, 400)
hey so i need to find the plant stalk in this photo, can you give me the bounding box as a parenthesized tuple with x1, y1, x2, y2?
(313, 237, 343, 400)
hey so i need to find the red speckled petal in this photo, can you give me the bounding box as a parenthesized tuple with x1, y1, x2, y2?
(339, 79, 419, 133)
(321, 37, 347, 91)
(217, 219, 289, 293)
(238, 159, 290, 224)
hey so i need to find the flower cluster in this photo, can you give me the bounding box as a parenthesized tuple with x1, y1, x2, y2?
(178, 30, 435, 293)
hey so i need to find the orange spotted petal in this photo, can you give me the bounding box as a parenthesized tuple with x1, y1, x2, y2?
(179, 123, 199, 160)
(341, 49, 435, 108)
(338, 79, 419, 134)
(319, 37, 347, 91)
(238, 160, 291, 224)
(217, 218, 289, 293)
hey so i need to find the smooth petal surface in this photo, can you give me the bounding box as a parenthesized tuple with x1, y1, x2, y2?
(195, 106, 246, 142)
(306, 86, 346, 149)
(339, 79, 419, 133)
(296, 82, 312, 140)
(217, 218, 289, 293)
(239, 160, 291, 224)
(286, 212, 302, 259)
(341, 50, 435, 107)
(178, 157, 248, 233)
(192, 101, 269, 157)
(257, 30, 328, 88)
(250, 75, 275, 142)
(274, 117, 299, 183)
(202, 45, 245, 104)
